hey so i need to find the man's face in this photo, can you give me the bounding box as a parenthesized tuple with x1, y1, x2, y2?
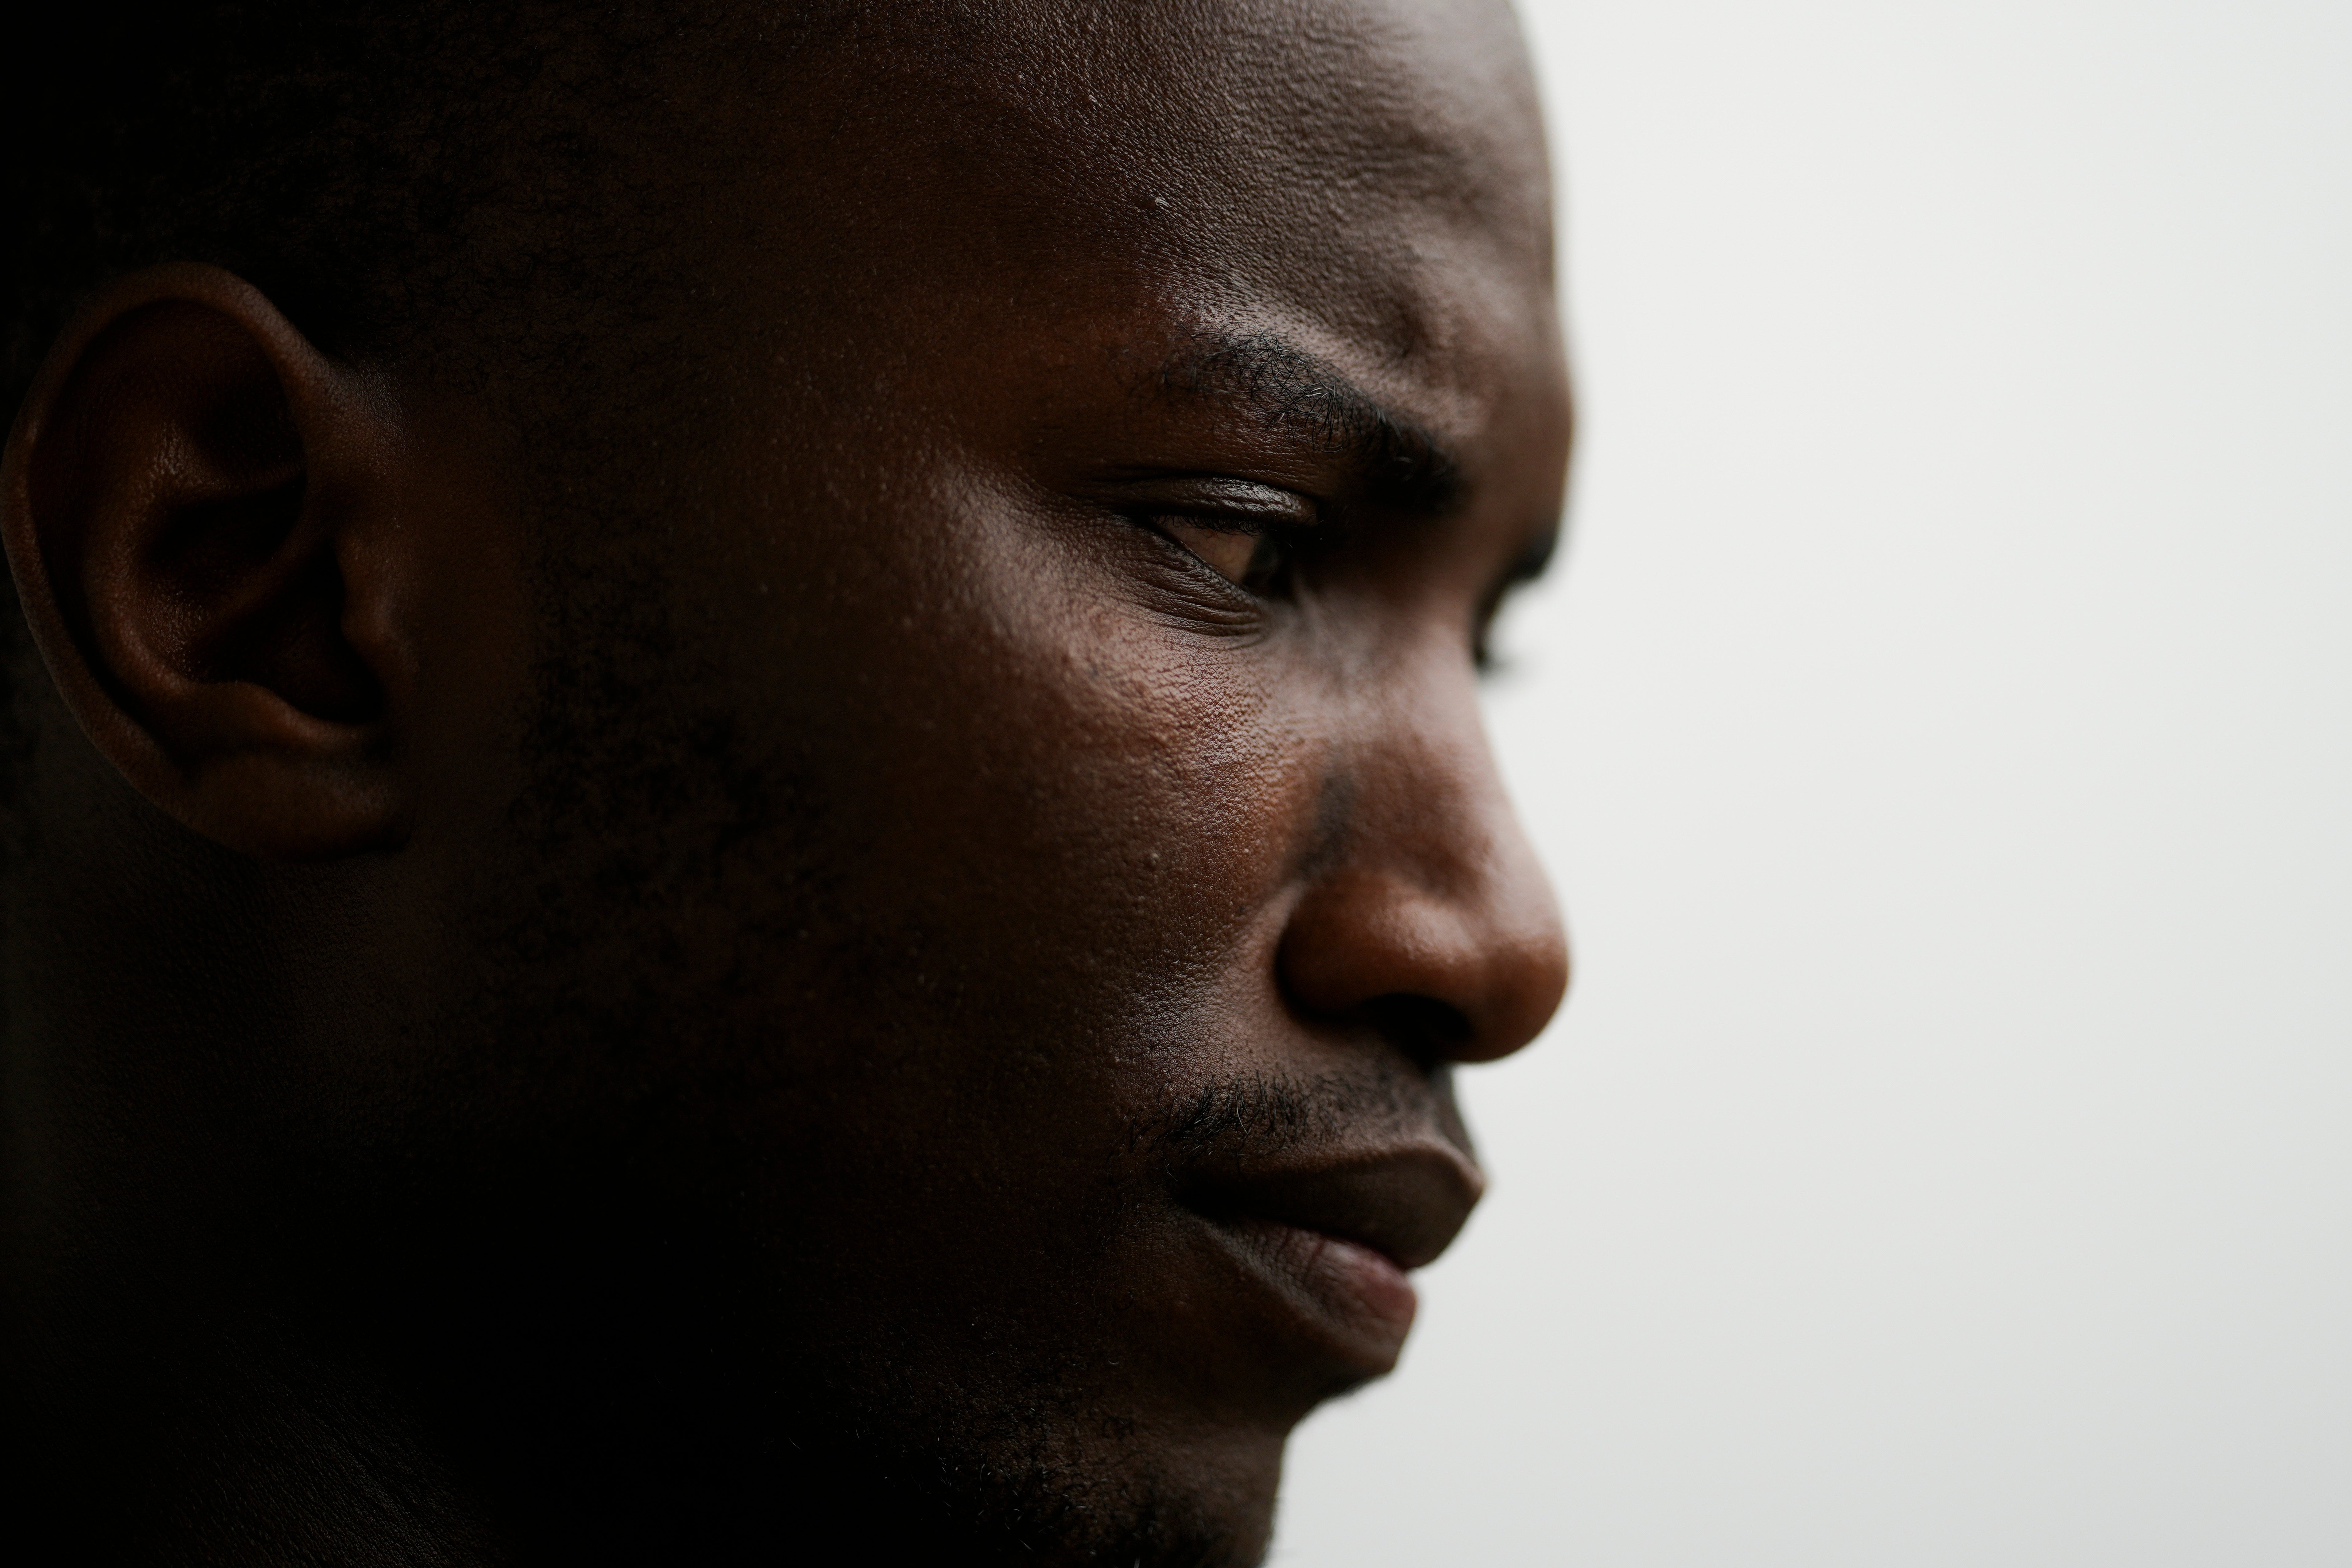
(398, 0, 1568, 1559)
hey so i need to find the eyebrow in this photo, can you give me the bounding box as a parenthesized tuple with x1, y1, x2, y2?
(1155, 331, 1466, 516)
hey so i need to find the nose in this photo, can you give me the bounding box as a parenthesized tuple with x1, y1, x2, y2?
(1276, 670, 1569, 1066)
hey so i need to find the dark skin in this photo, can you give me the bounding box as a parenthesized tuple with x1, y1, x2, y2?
(0, 1, 1569, 1562)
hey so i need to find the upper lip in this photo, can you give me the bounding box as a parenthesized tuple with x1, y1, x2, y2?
(1181, 1142, 1485, 1270)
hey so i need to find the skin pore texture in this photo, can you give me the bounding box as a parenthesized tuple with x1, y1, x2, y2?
(0, 2, 1572, 1563)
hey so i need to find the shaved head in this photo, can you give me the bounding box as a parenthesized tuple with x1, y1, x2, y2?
(1, 4, 1569, 1562)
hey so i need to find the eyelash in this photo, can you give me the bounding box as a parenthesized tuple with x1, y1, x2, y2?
(1471, 534, 1556, 674)
(1471, 618, 1505, 674)
(1108, 474, 1324, 603)
(1121, 494, 1539, 676)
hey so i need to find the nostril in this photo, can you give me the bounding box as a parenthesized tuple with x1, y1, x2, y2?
(1276, 850, 1564, 1068)
(1360, 993, 1475, 1072)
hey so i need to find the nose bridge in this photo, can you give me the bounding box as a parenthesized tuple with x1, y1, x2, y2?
(1357, 656, 1518, 896)
(1279, 641, 1568, 1065)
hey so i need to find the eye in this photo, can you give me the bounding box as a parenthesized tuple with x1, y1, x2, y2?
(1156, 519, 1291, 590)
(1110, 477, 1318, 595)
(1472, 526, 1560, 673)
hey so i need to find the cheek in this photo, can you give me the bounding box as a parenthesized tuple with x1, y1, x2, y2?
(690, 500, 1323, 1371)
(801, 513, 1309, 1013)
(690, 487, 1332, 1191)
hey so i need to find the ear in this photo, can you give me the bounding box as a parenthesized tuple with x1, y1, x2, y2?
(2, 264, 418, 859)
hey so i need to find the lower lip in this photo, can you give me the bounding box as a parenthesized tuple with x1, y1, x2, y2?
(1215, 1217, 1420, 1373)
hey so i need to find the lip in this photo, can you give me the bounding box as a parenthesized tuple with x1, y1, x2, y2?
(1181, 1145, 1484, 1376)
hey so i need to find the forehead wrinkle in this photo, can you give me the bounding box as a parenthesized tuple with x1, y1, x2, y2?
(1155, 330, 1464, 514)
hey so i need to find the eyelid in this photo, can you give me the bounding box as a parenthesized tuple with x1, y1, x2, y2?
(1108, 476, 1320, 532)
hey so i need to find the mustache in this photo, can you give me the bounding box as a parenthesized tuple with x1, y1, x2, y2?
(1139, 1061, 1469, 1168)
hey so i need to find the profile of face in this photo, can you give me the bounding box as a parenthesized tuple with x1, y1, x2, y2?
(0, 2, 1569, 1562)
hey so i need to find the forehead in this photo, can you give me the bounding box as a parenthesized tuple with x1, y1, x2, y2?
(877, 0, 1556, 273)
(715, 0, 1558, 432)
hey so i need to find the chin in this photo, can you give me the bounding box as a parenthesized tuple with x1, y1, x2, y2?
(776, 1412, 1290, 1568)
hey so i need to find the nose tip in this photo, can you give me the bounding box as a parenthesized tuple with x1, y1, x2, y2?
(1274, 652, 1569, 1066)
(1277, 855, 1569, 1066)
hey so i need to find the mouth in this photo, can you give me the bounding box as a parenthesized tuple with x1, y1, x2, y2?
(1180, 1145, 1485, 1378)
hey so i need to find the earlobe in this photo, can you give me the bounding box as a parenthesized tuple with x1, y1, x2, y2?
(1, 264, 417, 859)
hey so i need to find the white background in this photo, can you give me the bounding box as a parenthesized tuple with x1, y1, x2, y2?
(1277, 1, 2352, 1563)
